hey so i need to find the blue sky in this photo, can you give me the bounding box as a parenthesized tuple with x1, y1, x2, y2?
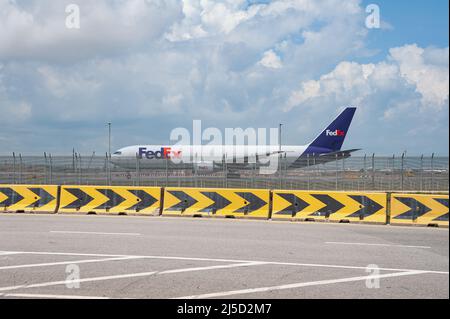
(0, 0, 448, 156)
(362, 0, 449, 61)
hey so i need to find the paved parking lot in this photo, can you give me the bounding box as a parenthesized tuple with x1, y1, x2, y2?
(0, 214, 448, 299)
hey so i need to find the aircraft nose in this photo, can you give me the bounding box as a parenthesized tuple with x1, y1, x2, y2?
(110, 151, 123, 160)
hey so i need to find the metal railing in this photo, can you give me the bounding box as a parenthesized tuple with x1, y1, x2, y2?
(0, 153, 448, 192)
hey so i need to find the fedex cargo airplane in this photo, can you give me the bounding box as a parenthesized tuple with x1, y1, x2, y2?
(111, 107, 360, 173)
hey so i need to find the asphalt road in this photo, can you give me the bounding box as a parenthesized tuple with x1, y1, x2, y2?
(0, 214, 448, 299)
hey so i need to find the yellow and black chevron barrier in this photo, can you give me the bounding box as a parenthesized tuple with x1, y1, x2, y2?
(162, 187, 270, 219)
(0, 184, 58, 213)
(390, 193, 449, 227)
(58, 186, 162, 215)
(272, 190, 387, 224)
(2, 183, 448, 228)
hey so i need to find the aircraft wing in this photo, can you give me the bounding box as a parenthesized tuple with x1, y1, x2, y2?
(289, 149, 361, 169)
(319, 149, 362, 158)
(211, 150, 288, 170)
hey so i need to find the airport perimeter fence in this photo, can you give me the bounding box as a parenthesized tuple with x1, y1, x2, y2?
(0, 154, 448, 192)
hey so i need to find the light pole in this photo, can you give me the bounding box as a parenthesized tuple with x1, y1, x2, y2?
(107, 122, 111, 185)
(279, 123, 283, 189)
(107, 122, 112, 158)
(279, 124, 283, 154)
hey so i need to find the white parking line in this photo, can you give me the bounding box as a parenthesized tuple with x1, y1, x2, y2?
(0, 252, 23, 256)
(50, 231, 141, 236)
(0, 256, 143, 270)
(0, 251, 138, 258)
(0, 262, 266, 293)
(157, 262, 266, 275)
(0, 250, 447, 274)
(176, 270, 428, 299)
(0, 271, 156, 293)
(325, 242, 432, 249)
(0, 293, 111, 299)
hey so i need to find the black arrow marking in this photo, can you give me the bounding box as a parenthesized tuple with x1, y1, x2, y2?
(275, 193, 310, 217)
(64, 188, 94, 209)
(199, 192, 232, 213)
(309, 194, 345, 217)
(347, 195, 383, 219)
(433, 198, 449, 221)
(27, 188, 55, 208)
(127, 190, 158, 211)
(94, 189, 126, 210)
(0, 187, 24, 207)
(393, 197, 431, 220)
(434, 198, 449, 209)
(433, 213, 449, 222)
(234, 192, 267, 214)
(167, 191, 198, 212)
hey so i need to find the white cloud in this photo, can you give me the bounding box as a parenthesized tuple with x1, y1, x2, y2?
(389, 44, 449, 109)
(37, 65, 102, 98)
(0, 1, 447, 154)
(286, 80, 321, 107)
(285, 44, 449, 113)
(0, 0, 182, 62)
(258, 50, 282, 69)
(165, 0, 263, 41)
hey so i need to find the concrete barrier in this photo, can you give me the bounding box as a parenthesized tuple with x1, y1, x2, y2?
(390, 193, 448, 227)
(58, 185, 162, 215)
(272, 190, 387, 224)
(162, 187, 270, 219)
(0, 185, 59, 214)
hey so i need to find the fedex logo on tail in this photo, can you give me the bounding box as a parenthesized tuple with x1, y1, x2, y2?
(138, 147, 182, 160)
(326, 129, 345, 137)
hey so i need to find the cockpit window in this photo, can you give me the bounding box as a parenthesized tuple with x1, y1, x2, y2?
(113, 151, 122, 155)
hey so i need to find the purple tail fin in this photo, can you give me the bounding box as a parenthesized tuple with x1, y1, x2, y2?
(307, 107, 356, 152)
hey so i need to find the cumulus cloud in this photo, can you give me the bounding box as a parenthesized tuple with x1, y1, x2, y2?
(258, 50, 282, 69)
(285, 44, 449, 113)
(37, 65, 102, 98)
(0, 0, 182, 62)
(166, 0, 262, 41)
(389, 45, 449, 109)
(0, 0, 447, 154)
(283, 43, 448, 153)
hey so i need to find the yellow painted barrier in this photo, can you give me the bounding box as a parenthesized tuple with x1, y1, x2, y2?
(162, 187, 270, 219)
(390, 193, 448, 227)
(272, 190, 387, 224)
(3, 183, 448, 228)
(58, 186, 161, 215)
(0, 185, 59, 213)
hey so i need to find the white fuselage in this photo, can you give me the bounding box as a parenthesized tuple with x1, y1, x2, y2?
(111, 144, 309, 170)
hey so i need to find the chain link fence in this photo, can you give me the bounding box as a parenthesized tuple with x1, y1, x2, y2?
(0, 153, 448, 192)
